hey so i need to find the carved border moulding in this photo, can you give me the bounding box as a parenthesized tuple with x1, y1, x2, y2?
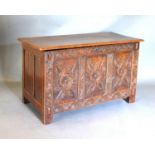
(83, 43, 135, 56)
(54, 49, 78, 60)
(114, 43, 135, 52)
(43, 52, 54, 123)
(53, 89, 130, 113)
(53, 43, 135, 60)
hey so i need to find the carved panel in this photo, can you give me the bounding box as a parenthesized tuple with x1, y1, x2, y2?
(53, 58, 78, 100)
(112, 51, 132, 91)
(85, 55, 107, 98)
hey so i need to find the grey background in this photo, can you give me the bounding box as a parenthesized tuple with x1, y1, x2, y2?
(0, 16, 155, 139)
(0, 15, 154, 82)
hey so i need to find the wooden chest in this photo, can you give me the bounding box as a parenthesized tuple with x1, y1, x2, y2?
(18, 32, 143, 124)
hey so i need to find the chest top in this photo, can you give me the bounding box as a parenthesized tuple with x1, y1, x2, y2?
(18, 32, 143, 51)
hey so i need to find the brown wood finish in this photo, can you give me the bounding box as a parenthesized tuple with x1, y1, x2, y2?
(18, 32, 143, 51)
(18, 32, 143, 124)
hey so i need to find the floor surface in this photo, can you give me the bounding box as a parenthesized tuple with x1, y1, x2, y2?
(0, 81, 155, 138)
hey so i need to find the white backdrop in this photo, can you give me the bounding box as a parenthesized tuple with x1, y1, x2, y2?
(0, 15, 154, 83)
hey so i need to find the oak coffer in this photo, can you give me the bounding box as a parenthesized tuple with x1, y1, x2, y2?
(18, 32, 143, 124)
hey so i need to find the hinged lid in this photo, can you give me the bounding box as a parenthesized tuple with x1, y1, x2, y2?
(18, 32, 143, 51)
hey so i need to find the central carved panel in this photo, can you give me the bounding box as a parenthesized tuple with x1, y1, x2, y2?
(53, 58, 78, 100)
(85, 55, 107, 98)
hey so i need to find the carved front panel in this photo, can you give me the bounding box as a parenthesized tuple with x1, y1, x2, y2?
(85, 55, 107, 98)
(112, 51, 132, 91)
(51, 44, 135, 113)
(53, 58, 78, 100)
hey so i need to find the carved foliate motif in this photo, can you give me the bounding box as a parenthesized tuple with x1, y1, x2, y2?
(85, 55, 107, 98)
(112, 51, 132, 91)
(53, 58, 78, 100)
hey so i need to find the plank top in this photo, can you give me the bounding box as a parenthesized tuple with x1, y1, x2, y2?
(18, 32, 143, 51)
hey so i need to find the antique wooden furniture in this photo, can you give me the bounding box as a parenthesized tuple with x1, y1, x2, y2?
(18, 32, 143, 124)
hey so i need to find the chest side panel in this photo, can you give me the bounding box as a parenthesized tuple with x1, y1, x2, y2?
(24, 50, 34, 95)
(23, 48, 44, 110)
